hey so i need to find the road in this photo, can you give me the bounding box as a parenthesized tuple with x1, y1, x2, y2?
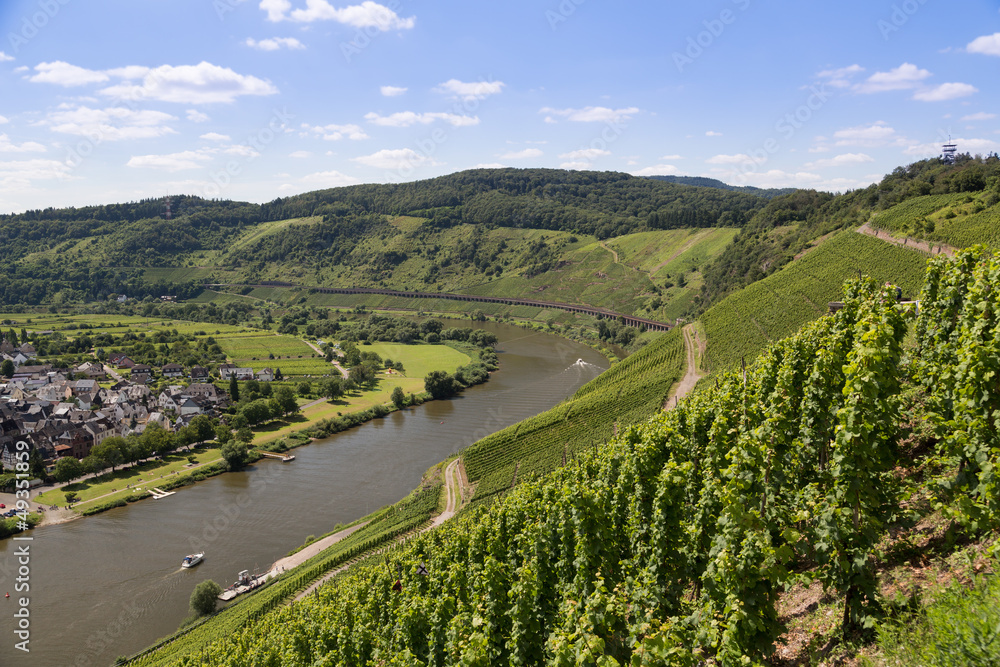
(666, 324, 704, 409)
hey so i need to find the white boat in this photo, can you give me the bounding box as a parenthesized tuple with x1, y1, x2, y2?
(182, 553, 204, 568)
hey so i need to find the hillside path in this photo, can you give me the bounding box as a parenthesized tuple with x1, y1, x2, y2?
(649, 229, 711, 276)
(304, 339, 349, 378)
(292, 458, 467, 602)
(666, 324, 704, 409)
(599, 241, 621, 265)
(856, 222, 957, 257)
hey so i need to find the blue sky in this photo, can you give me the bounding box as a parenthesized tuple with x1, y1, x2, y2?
(0, 0, 997, 213)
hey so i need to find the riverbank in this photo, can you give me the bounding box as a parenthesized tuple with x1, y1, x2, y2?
(13, 340, 490, 526)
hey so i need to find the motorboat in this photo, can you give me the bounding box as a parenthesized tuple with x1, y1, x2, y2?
(182, 553, 204, 568)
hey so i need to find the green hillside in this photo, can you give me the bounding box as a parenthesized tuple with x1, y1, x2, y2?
(130, 249, 1000, 666)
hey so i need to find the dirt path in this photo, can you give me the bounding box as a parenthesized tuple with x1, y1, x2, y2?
(599, 241, 620, 264)
(268, 521, 371, 574)
(856, 222, 957, 257)
(304, 339, 349, 378)
(292, 458, 467, 601)
(649, 230, 709, 276)
(666, 324, 704, 409)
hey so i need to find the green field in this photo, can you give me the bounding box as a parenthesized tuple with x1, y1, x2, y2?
(358, 342, 470, 378)
(216, 334, 316, 360)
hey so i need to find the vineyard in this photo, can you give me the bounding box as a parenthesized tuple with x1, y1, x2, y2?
(462, 327, 685, 504)
(701, 232, 927, 372)
(870, 191, 1000, 250)
(140, 249, 1000, 665)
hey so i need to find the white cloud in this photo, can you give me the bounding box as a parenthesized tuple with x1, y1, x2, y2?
(833, 121, 905, 147)
(364, 111, 479, 127)
(0, 159, 73, 190)
(0, 52, 13, 62)
(301, 170, 361, 186)
(499, 148, 543, 160)
(967, 32, 1000, 56)
(187, 110, 211, 123)
(962, 112, 997, 121)
(705, 130, 723, 137)
(560, 161, 591, 170)
(351, 148, 440, 170)
(246, 37, 305, 51)
(40, 106, 178, 141)
(540, 106, 639, 123)
(265, 0, 415, 30)
(0, 116, 8, 125)
(715, 168, 824, 189)
(913, 82, 978, 102)
(29, 61, 110, 87)
(559, 148, 610, 160)
(200, 132, 231, 142)
(660, 154, 682, 160)
(706, 153, 754, 165)
(631, 164, 680, 176)
(804, 153, 874, 169)
(100, 62, 278, 105)
(435, 79, 505, 101)
(380, 85, 407, 97)
(472, 162, 506, 169)
(301, 122, 368, 141)
(816, 64, 864, 89)
(853, 63, 931, 94)
(127, 150, 213, 172)
(289, 150, 312, 158)
(0, 134, 46, 153)
(260, 0, 292, 21)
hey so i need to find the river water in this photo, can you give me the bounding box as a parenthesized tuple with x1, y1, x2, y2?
(0, 322, 607, 667)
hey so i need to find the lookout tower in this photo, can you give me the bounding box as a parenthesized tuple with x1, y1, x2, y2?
(941, 139, 957, 165)
(164, 195, 172, 220)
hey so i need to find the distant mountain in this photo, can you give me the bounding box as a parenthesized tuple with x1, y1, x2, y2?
(644, 175, 796, 199)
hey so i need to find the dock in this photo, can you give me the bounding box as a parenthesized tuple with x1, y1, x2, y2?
(148, 487, 175, 499)
(218, 569, 274, 601)
(257, 451, 295, 462)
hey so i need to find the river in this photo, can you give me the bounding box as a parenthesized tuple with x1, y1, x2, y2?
(0, 322, 607, 667)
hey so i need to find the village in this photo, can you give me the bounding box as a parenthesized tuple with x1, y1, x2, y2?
(0, 336, 251, 472)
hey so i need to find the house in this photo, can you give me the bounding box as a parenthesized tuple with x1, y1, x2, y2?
(189, 365, 209, 381)
(0, 339, 13, 355)
(256, 368, 275, 382)
(187, 383, 222, 402)
(110, 354, 136, 369)
(161, 363, 184, 378)
(130, 365, 153, 383)
(17, 343, 36, 359)
(75, 361, 107, 380)
(220, 364, 253, 381)
(218, 363, 237, 380)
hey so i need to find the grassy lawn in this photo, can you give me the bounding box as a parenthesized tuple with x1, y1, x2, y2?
(217, 334, 316, 359)
(359, 342, 470, 378)
(35, 444, 224, 509)
(253, 343, 469, 445)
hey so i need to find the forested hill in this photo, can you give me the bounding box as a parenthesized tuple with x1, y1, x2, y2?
(2, 168, 766, 236)
(645, 174, 795, 199)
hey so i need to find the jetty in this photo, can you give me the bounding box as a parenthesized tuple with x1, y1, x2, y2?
(148, 487, 175, 499)
(257, 451, 295, 462)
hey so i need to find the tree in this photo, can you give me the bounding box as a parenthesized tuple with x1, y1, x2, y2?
(91, 440, 124, 473)
(189, 415, 216, 443)
(189, 580, 222, 617)
(221, 440, 248, 470)
(229, 375, 239, 402)
(276, 386, 299, 416)
(297, 381, 312, 396)
(349, 363, 376, 387)
(215, 423, 232, 444)
(0, 359, 13, 378)
(320, 377, 344, 400)
(391, 386, 406, 409)
(53, 457, 84, 483)
(235, 426, 253, 444)
(424, 370, 459, 399)
(274, 367, 284, 381)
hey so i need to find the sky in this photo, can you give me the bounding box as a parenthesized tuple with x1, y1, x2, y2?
(0, 0, 998, 213)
